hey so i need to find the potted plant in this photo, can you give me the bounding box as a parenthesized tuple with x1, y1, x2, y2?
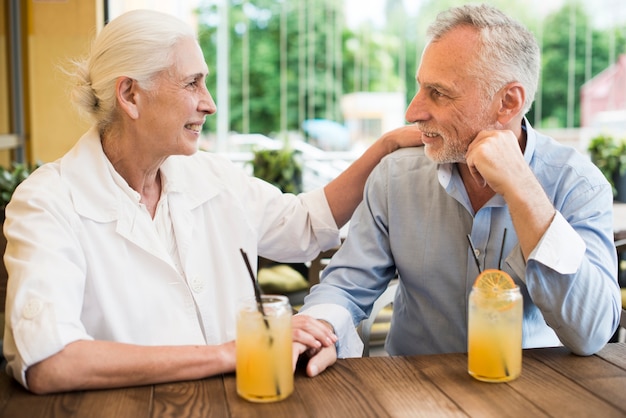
(587, 134, 626, 201)
(250, 147, 303, 194)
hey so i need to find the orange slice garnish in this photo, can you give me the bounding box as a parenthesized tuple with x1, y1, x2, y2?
(473, 269, 516, 292)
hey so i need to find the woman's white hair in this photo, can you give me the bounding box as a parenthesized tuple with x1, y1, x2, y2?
(67, 9, 196, 132)
(427, 4, 540, 114)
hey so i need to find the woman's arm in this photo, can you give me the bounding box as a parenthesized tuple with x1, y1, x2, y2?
(26, 340, 236, 394)
(324, 125, 422, 227)
(25, 315, 338, 394)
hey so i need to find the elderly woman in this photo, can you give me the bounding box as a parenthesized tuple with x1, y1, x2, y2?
(2, 9, 420, 394)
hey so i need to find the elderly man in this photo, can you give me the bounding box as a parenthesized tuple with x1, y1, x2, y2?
(298, 4, 621, 377)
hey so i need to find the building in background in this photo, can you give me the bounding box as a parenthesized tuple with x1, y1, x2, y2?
(341, 92, 405, 147)
(580, 54, 626, 149)
(581, 54, 626, 127)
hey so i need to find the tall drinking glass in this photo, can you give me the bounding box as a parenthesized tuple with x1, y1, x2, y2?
(468, 285, 523, 382)
(236, 294, 293, 402)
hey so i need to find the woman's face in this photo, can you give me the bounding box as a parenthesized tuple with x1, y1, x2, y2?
(135, 36, 216, 159)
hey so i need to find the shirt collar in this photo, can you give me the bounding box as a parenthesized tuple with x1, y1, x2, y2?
(60, 126, 221, 222)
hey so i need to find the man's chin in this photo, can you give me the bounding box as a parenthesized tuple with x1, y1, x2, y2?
(424, 146, 465, 164)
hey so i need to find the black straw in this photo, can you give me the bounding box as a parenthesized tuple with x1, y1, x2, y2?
(498, 228, 508, 270)
(240, 248, 269, 326)
(467, 234, 482, 274)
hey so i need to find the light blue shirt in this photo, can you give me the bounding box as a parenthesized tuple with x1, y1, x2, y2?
(301, 121, 621, 357)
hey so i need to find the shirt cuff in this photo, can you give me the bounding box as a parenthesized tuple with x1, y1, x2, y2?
(528, 211, 586, 274)
(298, 304, 364, 358)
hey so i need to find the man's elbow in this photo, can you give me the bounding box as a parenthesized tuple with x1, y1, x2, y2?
(564, 323, 617, 356)
(568, 341, 605, 357)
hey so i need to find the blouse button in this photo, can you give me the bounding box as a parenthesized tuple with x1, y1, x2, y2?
(22, 299, 43, 319)
(191, 277, 204, 293)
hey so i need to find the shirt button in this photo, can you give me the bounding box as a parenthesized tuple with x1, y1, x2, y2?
(22, 299, 43, 319)
(474, 248, 481, 257)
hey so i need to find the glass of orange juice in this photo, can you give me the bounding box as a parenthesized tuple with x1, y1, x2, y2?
(236, 294, 293, 402)
(468, 269, 523, 382)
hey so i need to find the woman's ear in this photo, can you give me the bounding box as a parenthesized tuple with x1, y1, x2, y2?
(116, 76, 139, 120)
(496, 82, 525, 125)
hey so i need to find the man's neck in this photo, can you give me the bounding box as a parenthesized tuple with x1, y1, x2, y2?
(457, 164, 496, 213)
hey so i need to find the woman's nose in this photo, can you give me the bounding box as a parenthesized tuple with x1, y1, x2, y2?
(200, 88, 217, 115)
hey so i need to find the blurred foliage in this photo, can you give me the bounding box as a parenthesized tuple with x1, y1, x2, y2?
(196, 0, 405, 135)
(534, 3, 626, 128)
(0, 162, 41, 209)
(250, 147, 303, 194)
(588, 134, 626, 196)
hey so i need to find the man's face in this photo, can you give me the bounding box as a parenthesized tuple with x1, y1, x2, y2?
(405, 26, 500, 164)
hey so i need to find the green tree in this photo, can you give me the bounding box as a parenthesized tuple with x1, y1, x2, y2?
(532, 4, 620, 127)
(531, 3, 626, 128)
(198, 0, 287, 135)
(196, 0, 404, 137)
(197, 0, 343, 135)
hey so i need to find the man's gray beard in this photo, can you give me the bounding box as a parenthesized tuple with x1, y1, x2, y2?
(424, 143, 467, 164)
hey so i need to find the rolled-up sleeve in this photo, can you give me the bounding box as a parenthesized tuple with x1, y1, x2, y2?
(5, 292, 92, 389)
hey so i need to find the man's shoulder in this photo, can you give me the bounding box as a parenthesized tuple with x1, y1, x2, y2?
(383, 146, 430, 165)
(531, 130, 611, 196)
(532, 132, 597, 171)
(374, 146, 437, 184)
(390, 146, 427, 157)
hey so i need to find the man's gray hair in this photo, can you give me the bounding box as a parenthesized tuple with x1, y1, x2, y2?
(427, 4, 540, 114)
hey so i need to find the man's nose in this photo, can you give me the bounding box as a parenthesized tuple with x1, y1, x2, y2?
(405, 91, 428, 123)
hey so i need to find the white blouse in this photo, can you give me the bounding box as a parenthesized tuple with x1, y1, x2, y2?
(3, 126, 340, 387)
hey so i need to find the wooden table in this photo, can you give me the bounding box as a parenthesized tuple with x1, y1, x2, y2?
(0, 343, 624, 418)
